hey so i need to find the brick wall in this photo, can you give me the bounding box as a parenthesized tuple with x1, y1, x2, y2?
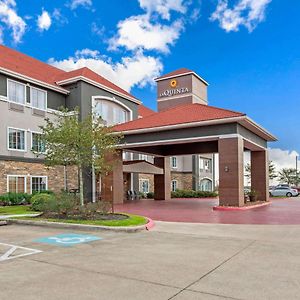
(0, 160, 78, 194)
(138, 172, 193, 193)
(171, 172, 193, 190)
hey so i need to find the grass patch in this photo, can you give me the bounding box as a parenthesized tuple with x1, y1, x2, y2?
(0, 205, 36, 215)
(13, 213, 147, 227)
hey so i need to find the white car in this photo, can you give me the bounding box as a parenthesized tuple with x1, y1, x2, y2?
(269, 186, 299, 197)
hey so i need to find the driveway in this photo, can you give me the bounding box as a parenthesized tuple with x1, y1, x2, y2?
(115, 197, 300, 225)
(1, 223, 300, 299)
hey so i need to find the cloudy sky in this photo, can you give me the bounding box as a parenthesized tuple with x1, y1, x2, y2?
(0, 0, 299, 171)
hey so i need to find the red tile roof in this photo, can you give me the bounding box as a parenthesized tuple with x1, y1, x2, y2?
(0, 45, 65, 89)
(155, 68, 193, 80)
(0, 45, 137, 100)
(114, 103, 245, 132)
(55, 67, 138, 100)
(138, 105, 156, 118)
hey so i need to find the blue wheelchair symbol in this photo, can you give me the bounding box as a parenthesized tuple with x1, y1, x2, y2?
(34, 233, 102, 247)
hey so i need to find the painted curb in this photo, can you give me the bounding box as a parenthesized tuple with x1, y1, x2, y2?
(213, 201, 271, 211)
(7, 217, 154, 233)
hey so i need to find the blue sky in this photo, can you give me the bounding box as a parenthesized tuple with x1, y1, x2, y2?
(0, 0, 299, 168)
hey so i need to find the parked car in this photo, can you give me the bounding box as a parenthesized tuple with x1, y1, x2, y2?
(269, 186, 299, 197)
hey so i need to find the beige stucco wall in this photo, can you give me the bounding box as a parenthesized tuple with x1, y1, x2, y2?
(0, 99, 56, 159)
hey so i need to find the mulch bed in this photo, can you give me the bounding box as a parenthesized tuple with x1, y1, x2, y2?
(41, 212, 129, 221)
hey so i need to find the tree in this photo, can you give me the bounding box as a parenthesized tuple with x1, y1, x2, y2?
(244, 161, 277, 180)
(40, 108, 122, 205)
(278, 168, 300, 186)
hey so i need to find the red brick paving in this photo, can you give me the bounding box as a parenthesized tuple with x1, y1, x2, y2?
(115, 197, 300, 225)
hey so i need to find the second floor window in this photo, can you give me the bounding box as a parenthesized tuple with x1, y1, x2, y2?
(171, 157, 177, 168)
(8, 80, 26, 104)
(31, 87, 46, 110)
(32, 133, 45, 153)
(8, 128, 25, 151)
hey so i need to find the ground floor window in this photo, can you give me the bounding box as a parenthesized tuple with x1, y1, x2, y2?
(7, 175, 26, 193)
(31, 176, 47, 193)
(139, 179, 149, 193)
(171, 180, 178, 192)
(199, 178, 212, 192)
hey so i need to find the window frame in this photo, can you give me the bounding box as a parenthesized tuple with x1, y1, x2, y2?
(7, 175, 27, 193)
(171, 156, 177, 168)
(31, 131, 46, 154)
(7, 127, 27, 152)
(30, 176, 48, 194)
(171, 180, 178, 192)
(7, 79, 27, 105)
(139, 179, 150, 193)
(30, 86, 47, 111)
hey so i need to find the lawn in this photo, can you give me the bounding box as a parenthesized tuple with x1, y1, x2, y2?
(0, 205, 36, 215)
(13, 213, 148, 227)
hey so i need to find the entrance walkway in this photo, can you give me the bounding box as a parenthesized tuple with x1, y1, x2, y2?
(115, 197, 300, 225)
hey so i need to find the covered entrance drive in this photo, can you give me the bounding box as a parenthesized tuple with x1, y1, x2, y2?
(105, 103, 276, 207)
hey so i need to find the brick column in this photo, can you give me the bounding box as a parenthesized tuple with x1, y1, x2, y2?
(154, 157, 171, 201)
(218, 137, 244, 207)
(251, 150, 269, 202)
(101, 151, 124, 204)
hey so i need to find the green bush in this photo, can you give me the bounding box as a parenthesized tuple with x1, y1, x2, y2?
(0, 193, 32, 206)
(31, 192, 80, 215)
(30, 193, 56, 212)
(171, 189, 218, 198)
(32, 190, 54, 196)
(146, 192, 154, 199)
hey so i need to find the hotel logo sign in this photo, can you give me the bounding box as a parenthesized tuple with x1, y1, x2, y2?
(159, 79, 189, 98)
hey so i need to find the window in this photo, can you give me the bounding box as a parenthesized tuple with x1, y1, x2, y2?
(31, 132, 45, 153)
(113, 107, 127, 124)
(7, 175, 26, 193)
(200, 158, 212, 173)
(94, 101, 109, 124)
(171, 157, 177, 168)
(139, 179, 149, 193)
(139, 154, 148, 161)
(31, 87, 47, 110)
(7, 80, 26, 105)
(171, 180, 178, 192)
(8, 128, 26, 151)
(199, 178, 213, 192)
(31, 176, 47, 193)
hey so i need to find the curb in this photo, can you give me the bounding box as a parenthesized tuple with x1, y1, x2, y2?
(0, 220, 7, 226)
(213, 201, 271, 211)
(7, 217, 155, 233)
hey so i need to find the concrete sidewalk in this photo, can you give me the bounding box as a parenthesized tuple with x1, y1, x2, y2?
(1, 223, 300, 299)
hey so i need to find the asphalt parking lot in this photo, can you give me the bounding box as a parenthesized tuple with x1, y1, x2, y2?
(1, 223, 300, 300)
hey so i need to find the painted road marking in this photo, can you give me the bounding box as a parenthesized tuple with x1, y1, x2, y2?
(34, 233, 102, 247)
(0, 242, 42, 262)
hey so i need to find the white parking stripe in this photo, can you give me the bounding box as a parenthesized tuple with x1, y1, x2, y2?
(0, 242, 42, 262)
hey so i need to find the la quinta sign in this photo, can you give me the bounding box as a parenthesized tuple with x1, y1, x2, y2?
(159, 79, 189, 98)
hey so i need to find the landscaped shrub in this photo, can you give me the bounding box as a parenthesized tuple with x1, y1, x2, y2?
(32, 190, 54, 196)
(146, 192, 154, 199)
(0, 193, 32, 206)
(30, 193, 56, 212)
(171, 189, 218, 198)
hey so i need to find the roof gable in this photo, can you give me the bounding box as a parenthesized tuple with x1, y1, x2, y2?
(114, 103, 245, 132)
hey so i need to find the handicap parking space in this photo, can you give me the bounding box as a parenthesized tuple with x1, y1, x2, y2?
(33, 233, 102, 247)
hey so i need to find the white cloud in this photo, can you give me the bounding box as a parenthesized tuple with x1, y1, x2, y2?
(210, 0, 272, 32)
(49, 49, 163, 92)
(268, 148, 299, 171)
(69, 0, 92, 10)
(37, 10, 51, 31)
(138, 0, 187, 20)
(0, 0, 26, 43)
(52, 9, 68, 26)
(109, 15, 184, 53)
